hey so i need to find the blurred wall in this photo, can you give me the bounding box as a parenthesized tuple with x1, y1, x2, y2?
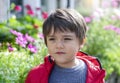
(0, 0, 10, 22)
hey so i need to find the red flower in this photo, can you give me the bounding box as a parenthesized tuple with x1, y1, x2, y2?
(27, 10, 34, 16)
(42, 12, 48, 19)
(14, 5, 22, 12)
(36, 7, 41, 11)
(25, 4, 32, 10)
(33, 24, 39, 29)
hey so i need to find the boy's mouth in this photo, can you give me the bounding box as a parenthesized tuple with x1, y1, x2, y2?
(56, 52, 65, 54)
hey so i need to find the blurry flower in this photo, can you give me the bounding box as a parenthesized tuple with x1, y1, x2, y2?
(33, 24, 39, 29)
(104, 25, 120, 35)
(27, 10, 34, 16)
(10, 29, 38, 53)
(111, 0, 119, 7)
(25, 33, 35, 42)
(7, 43, 14, 52)
(8, 46, 14, 52)
(25, 4, 32, 10)
(0, 43, 2, 47)
(16, 36, 28, 48)
(25, 4, 34, 16)
(36, 7, 41, 11)
(104, 25, 115, 30)
(113, 27, 120, 35)
(104, 25, 113, 30)
(84, 17, 92, 23)
(118, 15, 120, 19)
(14, 5, 22, 12)
(101, 1, 110, 8)
(28, 44, 37, 53)
(111, 15, 117, 20)
(42, 11, 48, 19)
(39, 33, 44, 39)
(10, 30, 28, 47)
(91, 8, 104, 21)
(10, 29, 23, 36)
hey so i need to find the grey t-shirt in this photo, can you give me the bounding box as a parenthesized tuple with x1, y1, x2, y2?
(49, 59, 87, 83)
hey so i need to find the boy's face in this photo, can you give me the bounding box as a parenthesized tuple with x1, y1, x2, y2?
(46, 29, 82, 68)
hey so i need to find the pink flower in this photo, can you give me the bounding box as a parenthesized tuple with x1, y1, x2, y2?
(101, 1, 110, 8)
(84, 17, 91, 23)
(14, 5, 22, 12)
(111, 15, 117, 20)
(7, 44, 14, 52)
(104, 25, 120, 35)
(28, 44, 37, 53)
(10, 29, 23, 36)
(36, 7, 41, 11)
(25, 4, 32, 10)
(25, 33, 35, 42)
(16, 36, 28, 48)
(111, 1, 119, 7)
(42, 12, 48, 19)
(8, 46, 14, 52)
(39, 33, 44, 39)
(27, 10, 34, 16)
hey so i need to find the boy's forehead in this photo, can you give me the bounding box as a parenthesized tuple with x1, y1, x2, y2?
(48, 30, 75, 36)
(48, 27, 71, 34)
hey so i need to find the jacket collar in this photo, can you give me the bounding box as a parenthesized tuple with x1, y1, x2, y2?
(44, 51, 106, 83)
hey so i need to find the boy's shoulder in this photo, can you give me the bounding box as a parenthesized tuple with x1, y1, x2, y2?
(27, 56, 54, 76)
(29, 56, 53, 73)
(76, 51, 102, 69)
(25, 56, 54, 83)
(26, 63, 46, 79)
(77, 51, 106, 83)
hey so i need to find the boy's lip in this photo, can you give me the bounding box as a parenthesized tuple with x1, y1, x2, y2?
(56, 52, 65, 54)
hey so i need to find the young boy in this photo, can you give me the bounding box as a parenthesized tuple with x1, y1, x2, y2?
(25, 9, 106, 83)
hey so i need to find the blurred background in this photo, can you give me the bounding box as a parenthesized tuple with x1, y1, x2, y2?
(0, 0, 120, 83)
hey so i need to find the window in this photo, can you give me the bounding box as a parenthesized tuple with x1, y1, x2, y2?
(10, 0, 23, 17)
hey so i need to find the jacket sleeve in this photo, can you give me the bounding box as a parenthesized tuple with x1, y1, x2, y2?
(98, 69, 106, 83)
(25, 70, 33, 83)
(25, 65, 44, 83)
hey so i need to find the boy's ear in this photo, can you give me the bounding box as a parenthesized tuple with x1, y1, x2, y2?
(79, 38, 86, 49)
(82, 38, 86, 44)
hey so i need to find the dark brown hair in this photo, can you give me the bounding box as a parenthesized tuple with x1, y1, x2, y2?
(43, 9, 87, 45)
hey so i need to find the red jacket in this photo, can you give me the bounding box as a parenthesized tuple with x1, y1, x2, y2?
(25, 51, 106, 83)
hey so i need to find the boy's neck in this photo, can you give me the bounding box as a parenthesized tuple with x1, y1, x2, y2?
(55, 58, 79, 68)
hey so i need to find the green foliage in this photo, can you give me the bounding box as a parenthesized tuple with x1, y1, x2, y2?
(0, 37, 48, 83)
(82, 15, 120, 79)
(8, 15, 43, 37)
(0, 2, 47, 83)
(0, 51, 45, 83)
(0, 24, 14, 43)
(0, 16, 43, 43)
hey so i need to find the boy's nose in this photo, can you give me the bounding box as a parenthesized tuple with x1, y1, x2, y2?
(56, 41, 64, 49)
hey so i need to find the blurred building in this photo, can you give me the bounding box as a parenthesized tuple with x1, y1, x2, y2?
(0, 0, 9, 22)
(0, 0, 75, 22)
(0, 0, 119, 22)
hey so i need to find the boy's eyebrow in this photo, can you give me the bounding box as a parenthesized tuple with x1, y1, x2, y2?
(63, 35, 74, 37)
(47, 35, 55, 37)
(47, 34, 74, 37)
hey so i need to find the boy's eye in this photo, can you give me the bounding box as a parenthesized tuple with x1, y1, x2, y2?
(49, 38, 55, 41)
(64, 38, 72, 40)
